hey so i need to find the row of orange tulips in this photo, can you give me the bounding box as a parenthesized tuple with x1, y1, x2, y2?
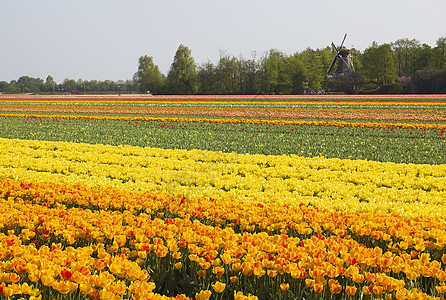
(1, 104, 446, 123)
(2, 177, 446, 299)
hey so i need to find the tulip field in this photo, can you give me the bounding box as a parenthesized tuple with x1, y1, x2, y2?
(1, 94, 446, 300)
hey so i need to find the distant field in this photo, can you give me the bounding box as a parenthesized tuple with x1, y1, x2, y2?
(1, 94, 445, 164)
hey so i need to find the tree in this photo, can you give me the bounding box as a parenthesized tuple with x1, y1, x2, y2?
(62, 78, 77, 91)
(328, 72, 364, 94)
(167, 44, 197, 94)
(410, 68, 446, 93)
(6, 81, 20, 94)
(361, 42, 397, 86)
(197, 61, 216, 94)
(116, 80, 125, 94)
(391, 38, 422, 77)
(76, 79, 85, 93)
(125, 79, 136, 94)
(101, 80, 112, 93)
(196, 53, 260, 95)
(214, 52, 240, 94)
(136, 55, 164, 94)
(319, 47, 339, 90)
(258, 49, 291, 94)
(44, 75, 57, 93)
(417, 43, 433, 70)
(287, 53, 307, 94)
(299, 48, 325, 90)
(432, 36, 446, 70)
(237, 53, 259, 95)
(0, 81, 9, 93)
(17, 76, 43, 93)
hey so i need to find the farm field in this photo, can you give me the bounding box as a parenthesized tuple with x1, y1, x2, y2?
(1, 94, 446, 300)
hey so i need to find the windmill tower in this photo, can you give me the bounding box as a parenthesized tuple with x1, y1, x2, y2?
(327, 34, 355, 78)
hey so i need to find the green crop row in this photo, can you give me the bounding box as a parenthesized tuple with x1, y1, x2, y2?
(0, 116, 445, 165)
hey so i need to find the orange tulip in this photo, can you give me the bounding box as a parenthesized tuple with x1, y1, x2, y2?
(41, 274, 55, 287)
(28, 271, 41, 283)
(362, 285, 372, 295)
(242, 262, 253, 276)
(371, 285, 383, 295)
(13, 262, 28, 274)
(436, 284, 446, 294)
(280, 283, 290, 292)
(2, 286, 14, 298)
(155, 245, 168, 258)
(60, 268, 73, 281)
(114, 281, 128, 295)
(71, 271, 87, 284)
(79, 283, 93, 295)
(200, 261, 211, 270)
(352, 273, 365, 284)
(221, 253, 232, 265)
(172, 251, 182, 259)
(364, 272, 376, 282)
(253, 267, 266, 277)
(234, 291, 259, 300)
(345, 285, 357, 296)
(395, 288, 410, 300)
(344, 265, 359, 278)
(310, 267, 325, 279)
(437, 270, 446, 282)
(212, 266, 225, 277)
(4, 273, 20, 283)
(328, 279, 342, 294)
(114, 235, 126, 247)
(195, 290, 212, 300)
(89, 289, 101, 300)
(405, 270, 420, 281)
(313, 283, 324, 293)
(305, 279, 315, 288)
(212, 281, 226, 293)
(267, 269, 278, 278)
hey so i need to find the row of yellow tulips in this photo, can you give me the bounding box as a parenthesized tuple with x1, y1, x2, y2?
(1, 138, 445, 219)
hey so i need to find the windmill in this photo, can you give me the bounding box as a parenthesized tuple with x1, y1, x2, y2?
(327, 34, 355, 78)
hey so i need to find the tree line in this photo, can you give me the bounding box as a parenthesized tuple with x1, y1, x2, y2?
(1, 36, 445, 95)
(0, 76, 138, 95)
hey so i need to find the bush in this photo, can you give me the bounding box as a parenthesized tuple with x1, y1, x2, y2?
(409, 68, 446, 93)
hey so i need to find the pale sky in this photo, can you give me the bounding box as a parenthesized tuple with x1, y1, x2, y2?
(1, 0, 445, 83)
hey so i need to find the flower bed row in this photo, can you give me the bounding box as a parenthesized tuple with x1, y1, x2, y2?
(1, 104, 446, 123)
(1, 138, 445, 219)
(1, 94, 446, 103)
(2, 113, 446, 130)
(2, 176, 446, 299)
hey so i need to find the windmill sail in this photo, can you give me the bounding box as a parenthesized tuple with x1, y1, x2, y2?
(327, 34, 354, 78)
(327, 42, 339, 73)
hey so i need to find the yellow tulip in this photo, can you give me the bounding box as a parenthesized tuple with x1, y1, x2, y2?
(195, 290, 212, 300)
(280, 283, 289, 292)
(212, 281, 226, 293)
